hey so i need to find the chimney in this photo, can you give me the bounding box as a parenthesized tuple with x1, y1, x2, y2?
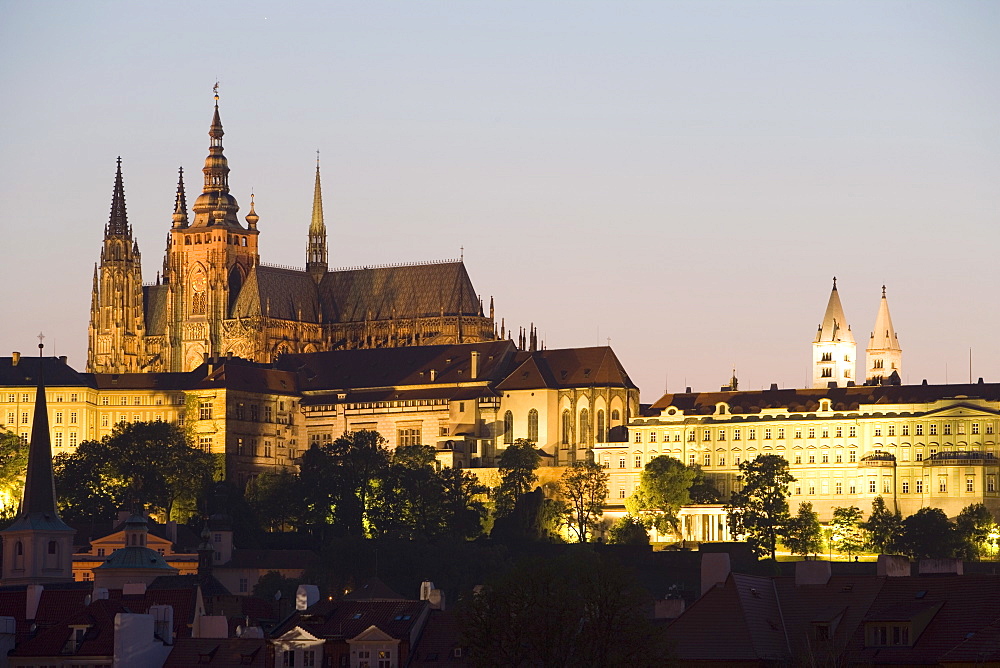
(918, 558, 963, 576)
(795, 560, 832, 586)
(25, 585, 44, 621)
(11, 352, 19, 366)
(876, 554, 912, 577)
(770, 383, 780, 391)
(470, 351, 480, 379)
(59, 356, 67, 364)
(700, 553, 731, 595)
(296, 585, 320, 611)
(685, 386, 692, 394)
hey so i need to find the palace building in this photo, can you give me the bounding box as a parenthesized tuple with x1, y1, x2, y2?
(87, 95, 495, 374)
(596, 282, 1000, 529)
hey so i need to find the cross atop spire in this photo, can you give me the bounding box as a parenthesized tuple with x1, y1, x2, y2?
(106, 157, 130, 237)
(832, 276, 837, 289)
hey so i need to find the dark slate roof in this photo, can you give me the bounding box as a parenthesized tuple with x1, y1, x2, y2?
(496, 347, 638, 391)
(10, 586, 197, 657)
(163, 637, 267, 668)
(230, 265, 322, 322)
(0, 356, 89, 387)
(87, 371, 192, 390)
(318, 261, 482, 323)
(342, 577, 406, 602)
(94, 545, 177, 572)
(274, 599, 428, 641)
(409, 609, 469, 667)
(144, 283, 169, 336)
(648, 381, 1000, 416)
(283, 340, 518, 392)
(844, 574, 1000, 665)
(193, 360, 300, 395)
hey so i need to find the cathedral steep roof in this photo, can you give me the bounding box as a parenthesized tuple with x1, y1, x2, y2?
(317, 261, 481, 323)
(230, 265, 321, 321)
(143, 283, 168, 336)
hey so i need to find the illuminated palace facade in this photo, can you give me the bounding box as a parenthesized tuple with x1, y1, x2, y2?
(87, 96, 495, 375)
(597, 282, 1000, 528)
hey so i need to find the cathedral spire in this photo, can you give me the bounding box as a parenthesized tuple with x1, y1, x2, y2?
(866, 285, 902, 384)
(107, 157, 130, 238)
(815, 277, 854, 345)
(191, 87, 239, 227)
(172, 167, 189, 228)
(306, 153, 328, 282)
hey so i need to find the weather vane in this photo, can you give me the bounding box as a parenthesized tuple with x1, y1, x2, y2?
(37, 332, 45, 350)
(213, 81, 220, 102)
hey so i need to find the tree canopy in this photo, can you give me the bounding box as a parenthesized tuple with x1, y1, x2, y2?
(725, 454, 794, 560)
(896, 507, 959, 559)
(493, 439, 541, 518)
(53, 421, 214, 521)
(830, 506, 866, 558)
(0, 430, 28, 513)
(783, 502, 823, 558)
(955, 503, 998, 561)
(861, 496, 901, 554)
(559, 461, 609, 543)
(625, 455, 696, 535)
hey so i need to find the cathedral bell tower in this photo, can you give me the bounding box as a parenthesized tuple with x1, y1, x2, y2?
(162, 90, 260, 371)
(812, 277, 856, 388)
(87, 158, 146, 373)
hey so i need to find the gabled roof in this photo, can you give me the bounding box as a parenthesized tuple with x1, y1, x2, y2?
(0, 356, 89, 388)
(351, 624, 397, 643)
(496, 347, 637, 391)
(284, 340, 517, 392)
(193, 360, 300, 395)
(408, 609, 467, 667)
(163, 637, 267, 668)
(273, 599, 428, 642)
(231, 265, 321, 322)
(342, 577, 405, 602)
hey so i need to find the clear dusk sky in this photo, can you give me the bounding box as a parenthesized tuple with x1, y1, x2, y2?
(1, 1, 998, 398)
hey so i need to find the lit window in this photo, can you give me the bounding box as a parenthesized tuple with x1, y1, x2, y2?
(634, 455, 642, 468)
(704, 454, 711, 467)
(634, 431, 642, 444)
(869, 480, 876, 493)
(888, 425, 895, 437)
(849, 426, 857, 437)
(688, 454, 695, 466)
(795, 455, 802, 464)
(835, 482, 842, 494)
(916, 479, 923, 493)
(795, 429, 802, 439)
(748, 429, 756, 440)
(649, 431, 657, 443)
(504, 411, 514, 445)
(988, 475, 996, 492)
(915, 452, 923, 461)
(808, 428, 816, 439)
(718, 456, 725, 466)
(764, 429, 772, 440)
(836, 454, 842, 463)
(902, 481, 909, 494)
(973, 423, 980, 435)
(883, 480, 890, 494)
(939, 479, 947, 493)
(902, 424, 909, 436)
(619, 457, 626, 469)
(967, 477, 974, 492)
(718, 430, 726, 441)
(822, 454, 829, 463)
(943, 424, 952, 436)
(733, 429, 741, 441)
(849, 451, 856, 463)
(808, 485, 815, 495)
(808, 455, 815, 464)
(619, 489, 626, 499)
(835, 427, 842, 438)
(703, 429, 711, 442)
(988, 424, 995, 435)
(822, 428, 829, 438)
(874, 428, 882, 437)
(199, 401, 212, 420)
(930, 425, 937, 436)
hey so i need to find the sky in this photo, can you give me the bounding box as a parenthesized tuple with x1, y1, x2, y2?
(1, 1, 998, 399)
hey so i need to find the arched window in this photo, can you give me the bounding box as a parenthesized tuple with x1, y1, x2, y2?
(611, 409, 620, 422)
(597, 410, 606, 443)
(503, 411, 513, 445)
(579, 409, 591, 446)
(14, 541, 23, 570)
(47, 541, 57, 554)
(527, 409, 539, 443)
(562, 410, 572, 446)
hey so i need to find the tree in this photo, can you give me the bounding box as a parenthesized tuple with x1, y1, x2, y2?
(458, 550, 671, 667)
(861, 496, 901, 554)
(607, 515, 649, 545)
(245, 470, 300, 532)
(559, 461, 609, 543)
(53, 421, 214, 521)
(439, 466, 489, 540)
(955, 503, 998, 561)
(493, 439, 541, 518)
(725, 454, 794, 560)
(783, 502, 823, 557)
(689, 465, 722, 504)
(830, 506, 866, 558)
(896, 507, 959, 559)
(625, 455, 696, 535)
(0, 430, 28, 512)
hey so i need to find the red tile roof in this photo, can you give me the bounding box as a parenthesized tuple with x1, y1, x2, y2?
(163, 637, 267, 668)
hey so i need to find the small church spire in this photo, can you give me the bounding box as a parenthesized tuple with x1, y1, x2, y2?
(306, 152, 328, 282)
(172, 167, 189, 228)
(812, 277, 856, 388)
(107, 157, 130, 237)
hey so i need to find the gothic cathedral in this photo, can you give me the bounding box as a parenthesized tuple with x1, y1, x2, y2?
(88, 95, 496, 373)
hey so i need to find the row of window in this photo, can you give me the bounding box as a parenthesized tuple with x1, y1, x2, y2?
(789, 475, 996, 495)
(634, 422, 996, 444)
